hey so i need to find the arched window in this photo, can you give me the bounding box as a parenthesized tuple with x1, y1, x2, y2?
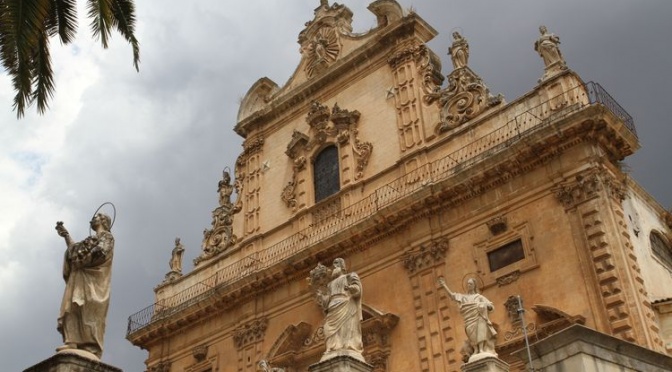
(651, 231, 672, 269)
(313, 145, 340, 202)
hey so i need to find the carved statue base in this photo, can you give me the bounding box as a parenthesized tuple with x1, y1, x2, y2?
(23, 351, 123, 372)
(308, 354, 373, 372)
(461, 356, 509, 372)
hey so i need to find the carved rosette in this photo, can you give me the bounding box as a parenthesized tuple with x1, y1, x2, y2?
(282, 102, 373, 209)
(426, 67, 502, 132)
(299, 3, 353, 78)
(402, 239, 449, 274)
(233, 318, 269, 350)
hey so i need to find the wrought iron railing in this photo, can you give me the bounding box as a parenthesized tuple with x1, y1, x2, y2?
(127, 82, 635, 336)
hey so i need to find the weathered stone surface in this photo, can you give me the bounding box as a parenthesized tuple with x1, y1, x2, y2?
(513, 324, 672, 372)
(308, 355, 373, 372)
(23, 351, 122, 372)
(460, 356, 509, 372)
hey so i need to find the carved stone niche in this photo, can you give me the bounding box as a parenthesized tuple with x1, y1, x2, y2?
(265, 305, 398, 372)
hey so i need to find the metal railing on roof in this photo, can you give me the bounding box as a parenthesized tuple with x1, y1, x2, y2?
(127, 81, 634, 336)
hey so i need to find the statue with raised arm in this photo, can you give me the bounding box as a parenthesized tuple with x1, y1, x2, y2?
(438, 277, 497, 362)
(310, 258, 364, 362)
(169, 237, 185, 274)
(55, 213, 115, 359)
(535, 25, 566, 70)
(449, 31, 469, 69)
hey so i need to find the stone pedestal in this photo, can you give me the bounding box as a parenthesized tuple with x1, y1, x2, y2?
(308, 355, 373, 372)
(461, 356, 509, 372)
(23, 351, 123, 372)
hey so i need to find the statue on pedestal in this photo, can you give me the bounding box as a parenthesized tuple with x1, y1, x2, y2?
(170, 238, 185, 273)
(309, 258, 364, 362)
(535, 25, 567, 80)
(438, 277, 497, 363)
(449, 31, 469, 69)
(55, 212, 115, 359)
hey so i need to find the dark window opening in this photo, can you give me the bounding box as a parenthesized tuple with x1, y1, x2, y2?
(488, 239, 525, 272)
(314, 145, 340, 202)
(651, 231, 672, 269)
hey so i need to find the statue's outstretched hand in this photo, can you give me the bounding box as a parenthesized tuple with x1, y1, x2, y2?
(55, 221, 69, 237)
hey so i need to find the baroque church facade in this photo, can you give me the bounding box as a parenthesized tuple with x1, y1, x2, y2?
(127, 1, 672, 371)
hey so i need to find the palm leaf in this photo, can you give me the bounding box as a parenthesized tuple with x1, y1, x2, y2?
(88, 0, 113, 48)
(32, 26, 55, 114)
(47, 0, 78, 43)
(2, 0, 52, 117)
(109, 0, 139, 70)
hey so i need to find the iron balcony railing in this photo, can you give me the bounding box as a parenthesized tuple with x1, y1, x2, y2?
(127, 81, 635, 336)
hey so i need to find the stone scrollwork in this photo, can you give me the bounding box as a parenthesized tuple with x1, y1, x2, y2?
(233, 318, 269, 350)
(194, 170, 241, 266)
(426, 32, 502, 133)
(402, 239, 449, 274)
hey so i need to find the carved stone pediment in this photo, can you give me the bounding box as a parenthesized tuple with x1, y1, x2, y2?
(299, 2, 353, 78)
(286, 131, 310, 159)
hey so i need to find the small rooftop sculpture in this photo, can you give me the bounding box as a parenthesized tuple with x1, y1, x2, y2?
(535, 25, 567, 80)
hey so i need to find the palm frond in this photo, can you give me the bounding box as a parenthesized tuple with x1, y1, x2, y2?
(47, 0, 78, 43)
(87, 0, 113, 48)
(110, 0, 139, 70)
(32, 26, 55, 114)
(1, 0, 52, 117)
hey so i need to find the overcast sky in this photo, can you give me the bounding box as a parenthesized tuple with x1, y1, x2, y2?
(1, 1, 670, 371)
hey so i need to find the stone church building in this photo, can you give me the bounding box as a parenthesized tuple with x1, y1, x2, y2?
(127, 1, 672, 371)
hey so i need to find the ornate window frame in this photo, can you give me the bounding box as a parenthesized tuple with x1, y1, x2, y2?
(474, 222, 538, 289)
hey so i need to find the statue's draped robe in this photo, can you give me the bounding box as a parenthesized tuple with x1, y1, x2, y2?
(59, 231, 114, 357)
(454, 292, 497, 351)
(323, 273, 363, 358)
